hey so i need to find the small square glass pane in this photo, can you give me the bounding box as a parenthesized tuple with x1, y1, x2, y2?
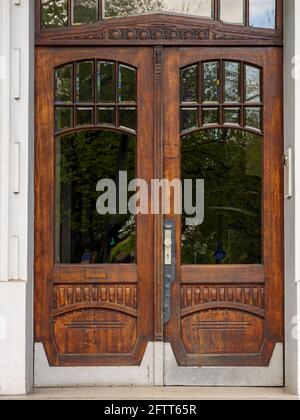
(97, 108, 116, 126)
(72, 0, 98, 25)
(42, 0, 68, 28)
(203, 62, 219, 103)
(224, 62, 241, 103)
(76, 108, 94, 126)
(76, 62, 94, 103)
(119, 65, 137, 103)
(203, 108, 219, 125)
(220, 0, 245, 25)
(119, 108, 137, 131)
(97, 62, 116, 103)
(55, 65, 73, 103)
(224, 108, 240, 125)
(246, 65, 261, 103)
(245, 107, 261, 131)
(55, 107, 73, 132)
(181, 66, 198, 103)
(181, 108, 198, 132)
(249, 0, 276, 29)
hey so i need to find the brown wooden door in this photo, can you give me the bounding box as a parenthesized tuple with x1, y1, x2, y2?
(35, 45, 283, 372)
(163, 47, 284, 367)
(35, 47, 154, 366)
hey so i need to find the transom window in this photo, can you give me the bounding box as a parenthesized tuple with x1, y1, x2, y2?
(41, 0, 277, 30)
(55, 60, 137, 134)
(180, 60, 263, 134)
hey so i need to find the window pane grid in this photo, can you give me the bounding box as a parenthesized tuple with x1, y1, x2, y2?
(54, 60, 137, 134)
(41, 0, 277, 30)
(180, 61, 263, 134)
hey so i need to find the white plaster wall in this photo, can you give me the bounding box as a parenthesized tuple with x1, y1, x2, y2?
(0, 0, 34, 395)
(284, 0, 300, 395)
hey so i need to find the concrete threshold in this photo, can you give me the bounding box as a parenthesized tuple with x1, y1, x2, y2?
(0, 387, 298, 400)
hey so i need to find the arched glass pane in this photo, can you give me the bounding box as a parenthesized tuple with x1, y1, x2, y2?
(56, 131, 136, 264)
(182, 129, 262, 265)
(245, 65, 261, 103)
(76, 61, 94, 103)
(118, 65, 137, 103)
(203, 62, 220, 103)
(72, 0, 98, 25)
(104, 0, 214, 19)
(249, 0, 276, 29)
(224, 62, 241, 103)
(220, 0, 245, 25)
(181, 66, 198, 103)
(97, 62, 116, 103)
(55, 64, 73, 103)
(42, 0, 68, 28)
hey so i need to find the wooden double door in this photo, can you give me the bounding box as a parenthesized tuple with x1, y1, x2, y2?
(35, 46, 283, 376)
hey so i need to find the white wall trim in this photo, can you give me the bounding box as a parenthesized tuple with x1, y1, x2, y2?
(0, 0, 10, 282)
(0, 0, 34, 396)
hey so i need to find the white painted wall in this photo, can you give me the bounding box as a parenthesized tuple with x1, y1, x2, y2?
(0, 0, 300, 395)
(284, 0, 300, 395)
(0, 0, 34, 395)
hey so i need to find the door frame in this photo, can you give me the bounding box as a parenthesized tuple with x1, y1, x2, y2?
(34, 3, 285, 388)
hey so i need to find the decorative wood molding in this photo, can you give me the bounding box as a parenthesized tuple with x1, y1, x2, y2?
(36, 15, 283, 46)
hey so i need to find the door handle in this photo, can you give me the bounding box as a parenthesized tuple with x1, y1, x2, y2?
(164, 229, 172, 265)
(163, 220, 176, 323)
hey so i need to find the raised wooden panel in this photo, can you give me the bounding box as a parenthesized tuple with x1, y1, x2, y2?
(182, 309, 264, 355)
(54, 309, 137, 355)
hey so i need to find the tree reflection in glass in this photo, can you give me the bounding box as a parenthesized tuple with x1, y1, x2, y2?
(56, 130, 136, 264)
(181, 129, 262, 265)
(42, 0, 68, 28)
(104, 0, 214, 19)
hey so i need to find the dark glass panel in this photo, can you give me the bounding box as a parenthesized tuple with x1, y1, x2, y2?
(249, 0, 276, 29)
(181, 66, 198, 103)
(246, 65, 261, 103)
(224, 62, 241, 103)
(182, 129, 262, 265)
(119, 65, 137, 103)
(55, 107, 73, 132)
(181, 108, 198, 132)
(55, 65, 73, 103)
(224, 108, 240, 125)
(42, 0, 68, 28)
(97, 62, 116, 103)
(245, 107, 262, 131)
(119, 108, 137, 131)
(76, 61, 94, 103)
(76, 108, 94, 126)
(203, 62, 219, 103)
(72, 0, 98, 25)
(220, 0, 245, 24)
(104, 0, 214, 19)
(56, 131, 136, 264)
(203, 108, 219, 125)
(97, 107, 116, 126)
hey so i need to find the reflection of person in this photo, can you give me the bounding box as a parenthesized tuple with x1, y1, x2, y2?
(110, 235, 135, 264)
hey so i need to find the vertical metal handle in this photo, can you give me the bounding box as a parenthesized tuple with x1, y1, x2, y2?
(163, 220, 176, 323)
(164, 229, 172, 265)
